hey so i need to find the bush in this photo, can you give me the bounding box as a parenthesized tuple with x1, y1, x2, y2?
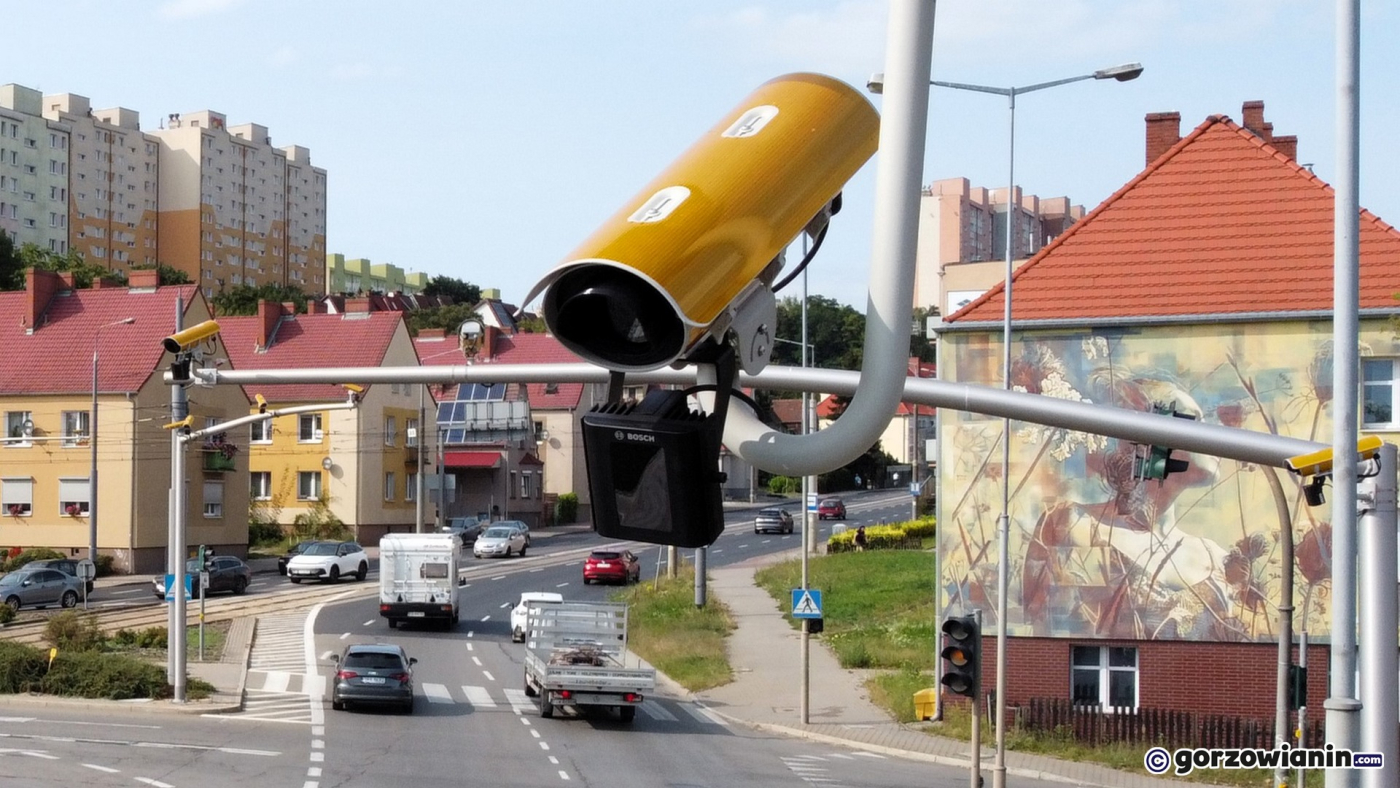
(248, 519, 283, 546)
(2, 547, 65, 573)
(555, 492, 579, 524)
(0, 641, 48, 693)
(110, 627, 166, 649)
(767, 475, 800, 495)
(94, 554, 115, 578)
(0, 604, 13, 625)
(44, 611, 105, 652)
(42, 650, 172, 700)
(827, 518, 935, 553)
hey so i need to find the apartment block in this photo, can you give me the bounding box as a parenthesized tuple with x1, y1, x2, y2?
(914, 177, 1085, 315)
(0, 85, 71, 254)
(152, 110, 327, 298)
(42, 93, 161, 270)
(327, 253, 429, 295)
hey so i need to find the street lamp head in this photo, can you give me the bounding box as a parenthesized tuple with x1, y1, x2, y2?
(865, 72, 885, 95)
(1093, 63, 1144, 82)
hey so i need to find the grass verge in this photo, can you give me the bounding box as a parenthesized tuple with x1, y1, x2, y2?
(611, 565, 735, 692)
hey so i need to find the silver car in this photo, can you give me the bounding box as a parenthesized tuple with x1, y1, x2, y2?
(0, 568, 83, 610)
(473, 526, 528, 559)
(493, 519, 531, 548)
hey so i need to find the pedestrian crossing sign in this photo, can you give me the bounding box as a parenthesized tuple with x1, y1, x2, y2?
(791, 588, 823, 619)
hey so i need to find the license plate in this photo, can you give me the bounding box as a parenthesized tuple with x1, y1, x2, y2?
(361, 677, 385, 684)
(596, 562, 611, 567)
(408, 612, 425, 618)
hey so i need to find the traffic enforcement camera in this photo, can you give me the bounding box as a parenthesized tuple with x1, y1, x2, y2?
(940, 615, 981, 698)
(523, 72, 879, 374)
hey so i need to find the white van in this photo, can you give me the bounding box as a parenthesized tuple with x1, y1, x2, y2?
(510, 591, 563, 642)
(379, 533, 462, 629)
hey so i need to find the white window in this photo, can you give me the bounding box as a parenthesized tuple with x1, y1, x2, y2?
(203, 481, 223, 518)
(4, 411, 33, 447)
(250, 419, 272, 443)
(59, 477, 91, 516)
(384, 415, 397, 447)
(1363, 359, 1398, 428)
(298, 413, 323, 443)
(406, 417, 419, 447)
(1071, 646, 1138, 710)
(405, 473, 417, 502)
(297, 471, 321, 501)
(3, 477, 34, 516)
(521, 471, 532, 499)
(61, 411, 90, 447)
(251, 471, 271, 501)
(384, 472, 395, 501)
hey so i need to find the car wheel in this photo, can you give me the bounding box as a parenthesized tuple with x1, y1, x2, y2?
(523, 673, 537, 696)
(332, 700, 345, 711)
(3, 596, 20, 611)
(505, 547, 512, 558)
(402, 698, 415, 715)
(60, 591, 78, 609)
(328, 565, 340, 583)
(582, 577, 591, 585)
(519, 545, 527, 557)
(232, 577, 248, 595)
(290, 577, 302, 584)
(356, 562, 368, 581)
(540, 694, 554, 718)
(618, 705, 636, 724)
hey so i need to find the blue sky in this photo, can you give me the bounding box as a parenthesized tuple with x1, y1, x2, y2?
(6, 1, 1396, 310)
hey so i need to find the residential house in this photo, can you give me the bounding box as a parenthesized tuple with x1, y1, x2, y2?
(0, 269, 247, 573)
(933, 101, 1399, 721)
(219, 302, 428, 544)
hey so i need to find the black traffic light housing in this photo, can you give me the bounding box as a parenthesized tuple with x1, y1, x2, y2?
(940, 615, 981, 698)
(580, 344, 734, 548)
(1288, 665, 1308, 710)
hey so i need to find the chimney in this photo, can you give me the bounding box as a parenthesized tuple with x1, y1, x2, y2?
(127, 268, 160, 288)
(306, 299, 326, 314)
(257, 300, 282, 350)
(1241, 100, 1267, 138)
(57, 272, 76, 290)
(478, 324, 500, 361)
(281, 301, 298, 315)
(1145, 111, 1181, 165)
(346, 297, 371, 313)
(91, 276, 123, 289)
(1273, 135, 1299, 161)
(417, 328, 446, 340)
(23, 268, 61, 333)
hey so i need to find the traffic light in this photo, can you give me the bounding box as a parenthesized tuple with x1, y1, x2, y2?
(198, 545, 213, 572)
(1288, 665, 1308, 710)
(940, 615, 981, 698)
(1135, 402, 1196, 481)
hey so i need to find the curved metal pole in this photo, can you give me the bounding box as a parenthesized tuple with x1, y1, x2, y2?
(1264, 465, 1294, 788)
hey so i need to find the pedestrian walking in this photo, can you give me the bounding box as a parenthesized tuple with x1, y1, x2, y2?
(854, 526, 867, 553)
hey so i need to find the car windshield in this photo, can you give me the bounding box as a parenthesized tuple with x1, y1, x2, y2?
(590, 552, 621, 560)
(292, 542, 315, 552)
(343, 652, 405, 670)
(0, 573, 24, 586)
(498, 521, 526, 530)
(760, 509, 783, 517)
(304, 543, 340, 556)
(483, 527, 514, 539)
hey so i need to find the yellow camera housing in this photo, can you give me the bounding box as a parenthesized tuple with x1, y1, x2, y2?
(162, 320, 221, 354)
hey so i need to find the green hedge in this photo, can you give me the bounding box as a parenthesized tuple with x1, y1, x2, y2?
(555, 492, 579, 524)
(826, 518, 935, 553)
(0, 640, 212, 699)
(1, 547, 65, 573)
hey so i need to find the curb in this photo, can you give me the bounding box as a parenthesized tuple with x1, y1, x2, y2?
(0, 691, 242, 715)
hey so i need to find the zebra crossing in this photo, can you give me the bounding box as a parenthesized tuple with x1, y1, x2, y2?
(401, 682, 728, 725)
(223, 613, 318, 724)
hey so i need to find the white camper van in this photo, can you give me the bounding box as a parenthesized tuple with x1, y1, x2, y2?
(379, 533, 462, 628)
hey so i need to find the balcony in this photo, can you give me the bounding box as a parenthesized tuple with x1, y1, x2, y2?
(203, 451, 237, 472)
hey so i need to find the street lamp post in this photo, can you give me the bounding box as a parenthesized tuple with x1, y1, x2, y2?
(870, 62, 1143, 788)
(90, 317, 136, 561)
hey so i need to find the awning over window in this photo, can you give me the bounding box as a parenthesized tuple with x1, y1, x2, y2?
(443, 451, 502, 469)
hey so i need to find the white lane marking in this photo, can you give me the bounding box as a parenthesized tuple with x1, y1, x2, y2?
(499, 602, 511, 609)
(83, 764, 121, 774)
(852, 752, 886, 758)
(529, 568, 544, 573)
(312, 727, 324, 736)
(480, 615, 491, 622)
(539, 741, 550, 751)
(462, 583, 472, 588)
(520, 718, 531, 726)
(311, 740, 324, 749)
(504, 688, 533, 714)
(319, 651, 335, 661)
(555, 582, 569, 588)
(559, 771, 570, 781)
(310, 752, 324, 762)
(362, 619, 375, 626)
(482, 671, 496, 682)
(471, 657, 482, 666)
(682, 704, 729, 725)
(712, 549, 723, 553)
(639, 701, 677, 721)
(339, 632, 350, 640)
(135, 779, 173, 788)
(302, 782, 317, 788)
(423, 684, 453, 704)
(466, 643, 474, 652)
(828, 753, 855, 760)
(260, 672, 292, 693)
(308, 767, 322, 776)
(467, 631, 474, 638)
(737, 543, 749, 548)
(490, 575, 506, 581)
(762, 539, 772, 544)
(530, 729, 541, 739)
(463, 686, 496, 709)
(549, 756, 559, 765)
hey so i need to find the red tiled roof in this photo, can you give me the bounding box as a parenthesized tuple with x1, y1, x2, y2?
(769, 399, 804, 428)
(219, 312, 404, 402)
(413, 332, 587, 411)
(0, 285, 203, 396)
(443, 450, 500, 469)
(947, 114, 1400, 324)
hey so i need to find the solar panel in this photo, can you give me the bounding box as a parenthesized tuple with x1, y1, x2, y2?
(456, 383, 505, 402)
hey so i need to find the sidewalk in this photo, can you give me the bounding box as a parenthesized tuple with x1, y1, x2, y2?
(694, 552, 1190, 788)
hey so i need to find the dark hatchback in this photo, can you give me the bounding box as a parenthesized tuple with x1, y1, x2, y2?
(278, 541, 318, 575)
(151, 556, 252, 599)
(331, 643, 417, 713)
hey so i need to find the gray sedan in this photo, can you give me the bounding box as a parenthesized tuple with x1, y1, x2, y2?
(331, 643, 416, 713)
(0, 568, 83, 610)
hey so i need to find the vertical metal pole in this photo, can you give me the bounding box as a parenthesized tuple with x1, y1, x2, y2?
(1326, 1, 1362, 784)
(800, 249, 811, 726)
(166, 298, 186, 686)
(198, 586, 206, 662)
(172, 430, 187, 702)
(1266, 466, 1295, 788)
(971, 607, 983, 788)
(90, 341, 99, 561)
(1358, 444, 1397, 788)
(693, 546, 706, 607)
(990, 87, 1016, 788)
(1298, 631, 1310, 788)
(668, 546, 678, 579)
(416, 385, 425, 533)
(436, 425, 445, 530)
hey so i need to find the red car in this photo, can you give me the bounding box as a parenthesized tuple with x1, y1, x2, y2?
(583, 549, 641, 585)
(817, 497, 847, 520)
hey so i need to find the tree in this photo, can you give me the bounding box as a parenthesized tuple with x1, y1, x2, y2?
(406, 302, 482, 337)
(0, 232, 21, 291)
(13, 244, 122, 288)
(129, 263, 192, 286)
(211, 283, 310, 316)
(422, 275, 481, 306)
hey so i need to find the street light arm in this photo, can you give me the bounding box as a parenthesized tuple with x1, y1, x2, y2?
(929, 80, 1012, 96)
(181, 399, 359, 443)
(1009, 73, 1096, 95)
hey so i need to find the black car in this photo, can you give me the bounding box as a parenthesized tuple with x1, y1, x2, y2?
(151, 556, 252, 599)
(278, 540, 318, 575)
(331, 643, 416, 713)
(25, 558, 94, 594)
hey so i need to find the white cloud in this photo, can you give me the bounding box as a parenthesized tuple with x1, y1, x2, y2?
(157, 0, 244, 20)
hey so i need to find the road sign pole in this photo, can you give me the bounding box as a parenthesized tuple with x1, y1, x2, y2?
(971, 608, 984, 788)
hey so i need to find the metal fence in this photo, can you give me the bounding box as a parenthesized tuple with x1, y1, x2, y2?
(1019, 697, 1327, 750)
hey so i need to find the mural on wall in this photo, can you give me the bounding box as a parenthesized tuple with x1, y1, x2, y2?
(938, 326, 1358, 642)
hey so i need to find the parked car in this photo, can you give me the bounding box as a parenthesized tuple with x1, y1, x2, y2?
(494, 519, 531, 547)
(583, 549, 641, 585)
(278, 540, 318, 576)
(25, 558, 94, 593)
(473, 526, 528, 559)
(510, 591, 563, 642)
(754, 507, 795, 534)
(439, 517, 484, 548)
(286, 541, 369, 584)
(817, 497, 847, 520)
(150, 556, 252, 600)
(330, 643, 417, 714)
(1, 568, 83, 610)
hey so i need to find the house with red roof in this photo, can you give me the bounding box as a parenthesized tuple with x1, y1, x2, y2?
(219, 302, 426, 544)
(933, 101, 1400, 721)
(0, 268, 248, 574)
(414, 323, 605, 527)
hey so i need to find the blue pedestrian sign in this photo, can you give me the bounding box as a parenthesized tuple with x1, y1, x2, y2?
(791, 588, 823, 619)
(163, 574, 193, 602)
